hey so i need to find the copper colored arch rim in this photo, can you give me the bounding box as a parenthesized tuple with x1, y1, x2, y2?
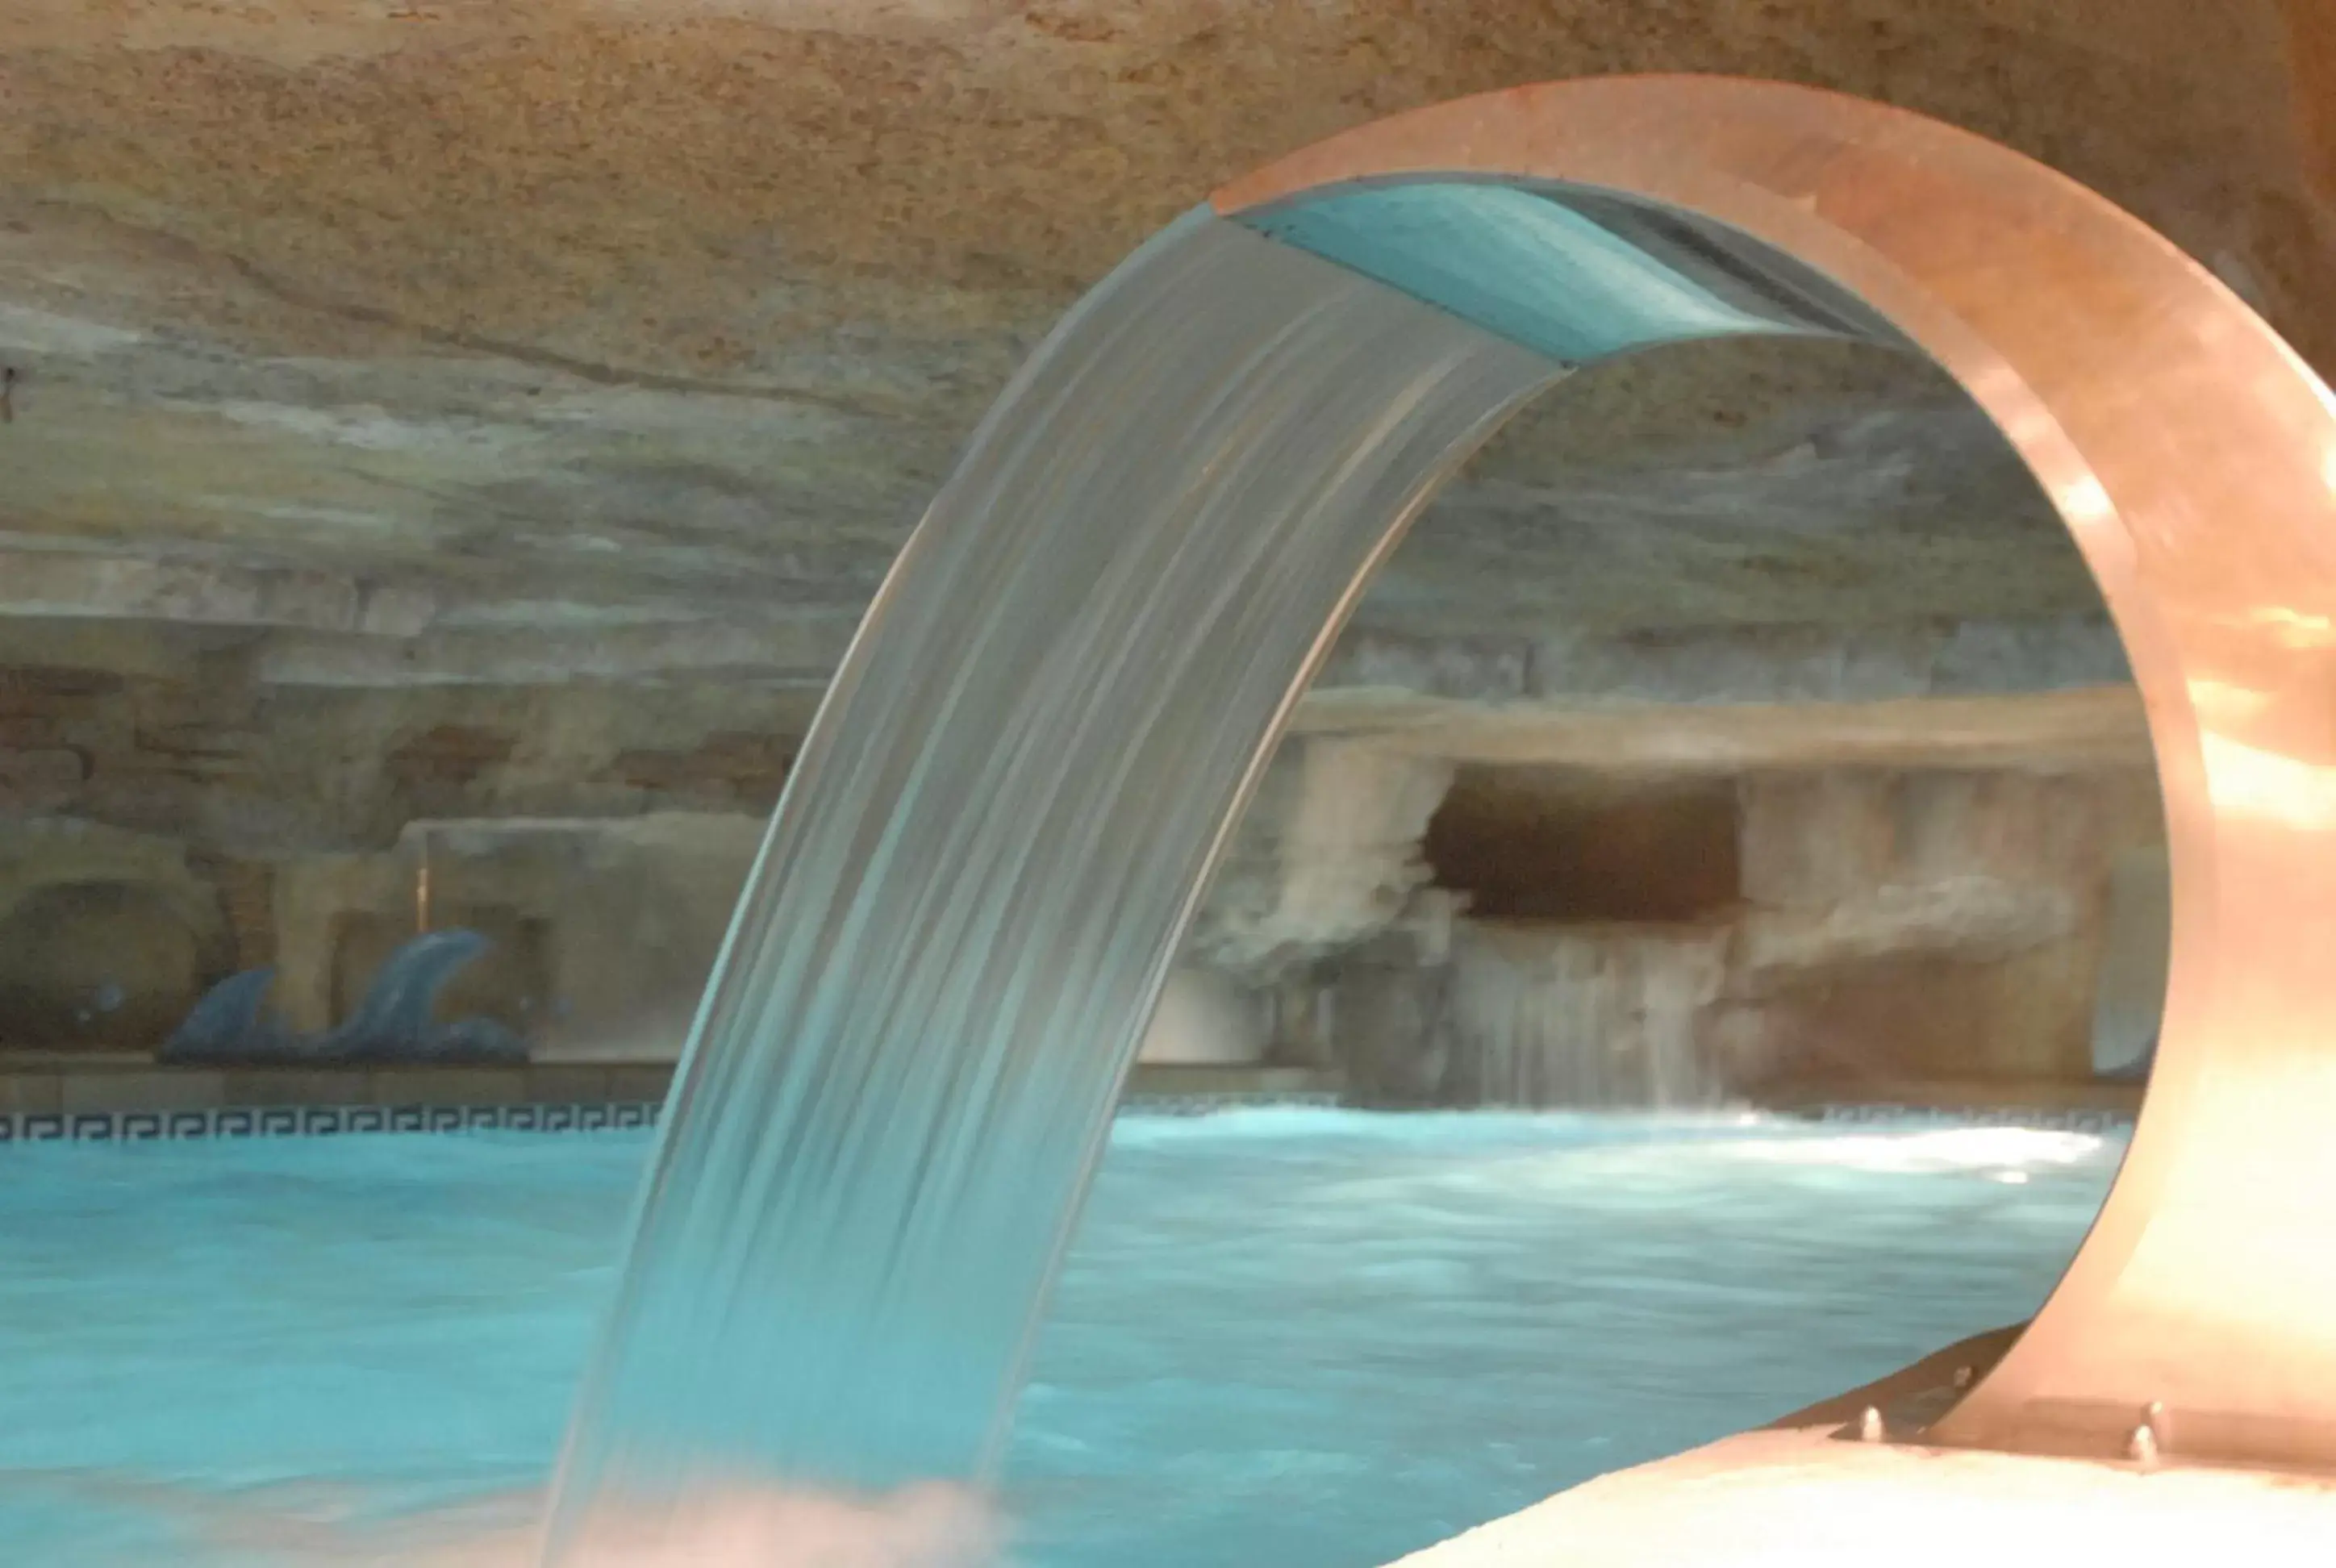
(1218, 74, 2336, 1471)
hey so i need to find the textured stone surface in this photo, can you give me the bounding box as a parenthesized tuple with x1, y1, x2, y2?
(0, 819, 233, 1050)
(0, 637, 821, 856)
(6, 1, 2284, 1078)
(0, 729, 2166, 1091)
(1191, 738, 1455, 975)
(1712, 767, 2166, 1089)
(0, 0, 2326, 698)
(267, 813, 764, 1046)
(1285, 755, 2166, 1103)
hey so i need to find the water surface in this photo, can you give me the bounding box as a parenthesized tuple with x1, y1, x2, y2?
(0, 1111, 2115, 1565)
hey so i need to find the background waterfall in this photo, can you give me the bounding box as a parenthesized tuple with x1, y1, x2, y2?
(539, 207, 1563, 1554)
(1445, 923, 1729, 1107)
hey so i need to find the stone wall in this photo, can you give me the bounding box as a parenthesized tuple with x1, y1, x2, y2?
(2, 0, 2322, 707)
(269, 815, 764, 1054)
(1138, 970, 1271, 1067)
(0, 0, 2258, 1094)
(0, 629, 827, 1053)
(1712, 768, 2164, 1091)
(0, 819, 234, 1052)
(1188, 737, 1454, 977)
(0, 677, 2171, 1100)
(1280, 753, 2167, 1106)
(0, 630, 819, 851)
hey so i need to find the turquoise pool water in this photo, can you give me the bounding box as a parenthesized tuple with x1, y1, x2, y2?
(0, 1110, 2118, 1565)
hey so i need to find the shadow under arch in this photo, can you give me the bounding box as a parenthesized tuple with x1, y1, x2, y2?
(549, 75, 2336, 1541)
(1212, 73, 2336, 1474)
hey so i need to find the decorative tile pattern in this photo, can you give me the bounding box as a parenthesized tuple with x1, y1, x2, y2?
(0, 1103, 667, 1142)
(1808, 1102, 2136, 1134)
(0, 1091, 1351, 1141)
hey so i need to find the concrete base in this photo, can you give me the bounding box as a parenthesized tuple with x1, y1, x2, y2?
(1395, 1427, 2336, 1566)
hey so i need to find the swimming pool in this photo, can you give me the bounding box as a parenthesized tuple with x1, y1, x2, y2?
(0, 1109, 2117, 1565)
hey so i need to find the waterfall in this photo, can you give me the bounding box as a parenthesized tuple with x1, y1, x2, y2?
(537, 207, 1564, 1555)
(1445, 921, 1730, 1107)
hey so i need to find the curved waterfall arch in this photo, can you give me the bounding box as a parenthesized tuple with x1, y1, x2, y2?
(549, 76, 2336, 1548)
(1214, 72, 2336, 1473)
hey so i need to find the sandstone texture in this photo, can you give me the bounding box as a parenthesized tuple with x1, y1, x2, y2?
(4, 0, 2326, 671)
(1270, 744, 2166, 1103)
(0, 1, 2311, 1078)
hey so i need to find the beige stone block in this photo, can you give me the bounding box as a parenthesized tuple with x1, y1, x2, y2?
(524, 1064, 611, 1104)
(1125, 1064, 1343, 1099)
(0, 1073, 61, 1115)
(372, 1067, 528, 1106)
(604, 1065, 676, 1104)
(222, 1068, 366, 1107)
(60, 1069, 222, 1113)
(1737, 770, 1897, 908)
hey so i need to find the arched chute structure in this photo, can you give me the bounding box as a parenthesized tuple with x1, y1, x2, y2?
(549, 76, 2336, 1552)
(1212, 74, 2336, 1472)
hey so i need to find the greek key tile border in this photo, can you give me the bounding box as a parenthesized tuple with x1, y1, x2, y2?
(0, 1102, 664, 1142)
(1805, 1102, 2136, 1135)
(0, 1091, 1345, 1142)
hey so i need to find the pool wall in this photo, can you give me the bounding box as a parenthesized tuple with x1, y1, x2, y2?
(0, 1065, 2130, 1140)
(0, 1062, 1357, 1140)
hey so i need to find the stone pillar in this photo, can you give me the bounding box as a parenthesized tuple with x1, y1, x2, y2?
(1136, 969, 1267, 1065)
(1323, 940, 1455, 1105)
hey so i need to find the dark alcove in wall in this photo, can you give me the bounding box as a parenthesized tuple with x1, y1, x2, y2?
(0, 880, 213, 1050)
(1423, 766, 1742, 924)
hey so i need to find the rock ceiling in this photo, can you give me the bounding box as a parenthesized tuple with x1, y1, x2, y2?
(0, 0, 2329, 706)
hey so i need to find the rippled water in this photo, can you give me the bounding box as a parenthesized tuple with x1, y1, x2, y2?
(0, 1111, 2117, 1565)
